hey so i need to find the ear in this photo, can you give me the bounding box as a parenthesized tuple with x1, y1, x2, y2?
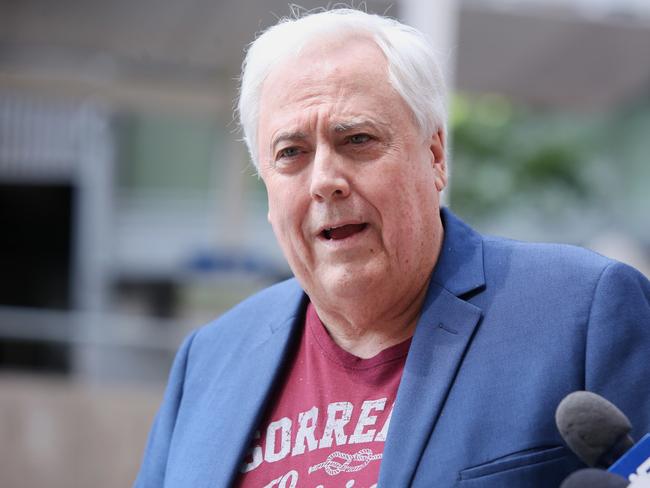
(429, 128, 447, 192)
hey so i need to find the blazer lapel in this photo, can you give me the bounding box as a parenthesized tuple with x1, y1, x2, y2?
(186, 282, 308, 488)
(379, 208, 486, 487)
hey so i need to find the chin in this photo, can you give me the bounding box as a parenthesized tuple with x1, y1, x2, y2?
(313, 264, 383, 299)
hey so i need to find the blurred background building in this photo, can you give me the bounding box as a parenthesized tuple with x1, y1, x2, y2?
(0, 0, 649, 486)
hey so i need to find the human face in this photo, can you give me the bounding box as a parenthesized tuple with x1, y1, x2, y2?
(257, 36, 446, 306)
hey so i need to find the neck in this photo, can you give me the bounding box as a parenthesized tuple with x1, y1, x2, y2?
(311, 273, 432, 359)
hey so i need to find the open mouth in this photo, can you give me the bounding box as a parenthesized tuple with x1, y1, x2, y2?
(321, 223, 368, 240)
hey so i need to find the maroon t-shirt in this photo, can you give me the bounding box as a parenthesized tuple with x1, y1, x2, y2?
(236, 303, 410, 488)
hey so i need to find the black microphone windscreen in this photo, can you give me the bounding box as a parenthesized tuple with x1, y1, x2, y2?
(560, 468, 628, 488)
(555, 391, 634, 467)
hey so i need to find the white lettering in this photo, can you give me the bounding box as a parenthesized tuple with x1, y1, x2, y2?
(319, 402, 353, 448)
(349, 398, 386, 444)
(629, 456, 650, 484)
(374, 403, 393, 441)
(262, 470, 298, 488)
(291, 406, 319, 456)
(265, 417, 292, 463)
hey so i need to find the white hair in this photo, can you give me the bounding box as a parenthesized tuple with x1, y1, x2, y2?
(237, 7, 448, 169)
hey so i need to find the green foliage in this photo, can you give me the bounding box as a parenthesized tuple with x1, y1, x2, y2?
(449, 93, 591, 220)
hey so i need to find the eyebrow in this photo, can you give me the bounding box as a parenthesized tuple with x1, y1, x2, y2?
(270, 131, 308, 152)
(333, 119, 381, 133)
(269, 119, 384, 154)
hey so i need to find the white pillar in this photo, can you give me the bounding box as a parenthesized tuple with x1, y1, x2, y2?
(398, 0, 459, 88)
(398, 0, 460, 204)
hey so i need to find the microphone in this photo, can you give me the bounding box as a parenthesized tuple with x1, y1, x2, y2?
(556, 391, 650, 483)
(560, 468, 629, 488)
(555, 391, 634, 468)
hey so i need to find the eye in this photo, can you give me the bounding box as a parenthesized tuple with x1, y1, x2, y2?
(348, 133, 371, 145)
(277, 146, 301, 159)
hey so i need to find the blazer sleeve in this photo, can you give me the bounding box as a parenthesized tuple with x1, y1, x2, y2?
(585, 261, 650, 437)
(133, 329, 198, 487)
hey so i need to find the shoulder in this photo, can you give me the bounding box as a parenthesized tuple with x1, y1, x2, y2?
(187, 277, 305, 351)
(482, 234, 615, 284)
(207, 277, 304, 328)
(479, 233, 649, 325)
(438, 208, 623, 294)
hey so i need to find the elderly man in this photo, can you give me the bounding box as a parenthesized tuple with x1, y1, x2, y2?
(135, 9, 650, 488)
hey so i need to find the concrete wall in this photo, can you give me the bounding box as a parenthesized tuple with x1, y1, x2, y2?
(0, 373, 163, 488)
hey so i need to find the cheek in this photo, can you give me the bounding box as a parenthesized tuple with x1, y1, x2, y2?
(267, 189, 308, 244)
(379, 174, 437, 244)
(266, 180, 288, 218)
(265, 189, 291, 241)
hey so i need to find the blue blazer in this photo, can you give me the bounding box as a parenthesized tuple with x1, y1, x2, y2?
(135, 209, 650, 487)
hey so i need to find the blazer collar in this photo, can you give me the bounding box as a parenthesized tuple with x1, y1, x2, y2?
(379, 208, 486, 486)
(190, 281, 306, 488)
(431, 207, 486, 297)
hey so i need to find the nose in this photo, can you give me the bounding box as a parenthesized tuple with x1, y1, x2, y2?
(309, 146, 351, 202)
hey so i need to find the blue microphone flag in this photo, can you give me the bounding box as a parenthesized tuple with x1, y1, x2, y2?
(608, 433, 650, 483)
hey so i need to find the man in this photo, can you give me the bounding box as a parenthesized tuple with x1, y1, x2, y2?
(135, 9, 650, 487)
